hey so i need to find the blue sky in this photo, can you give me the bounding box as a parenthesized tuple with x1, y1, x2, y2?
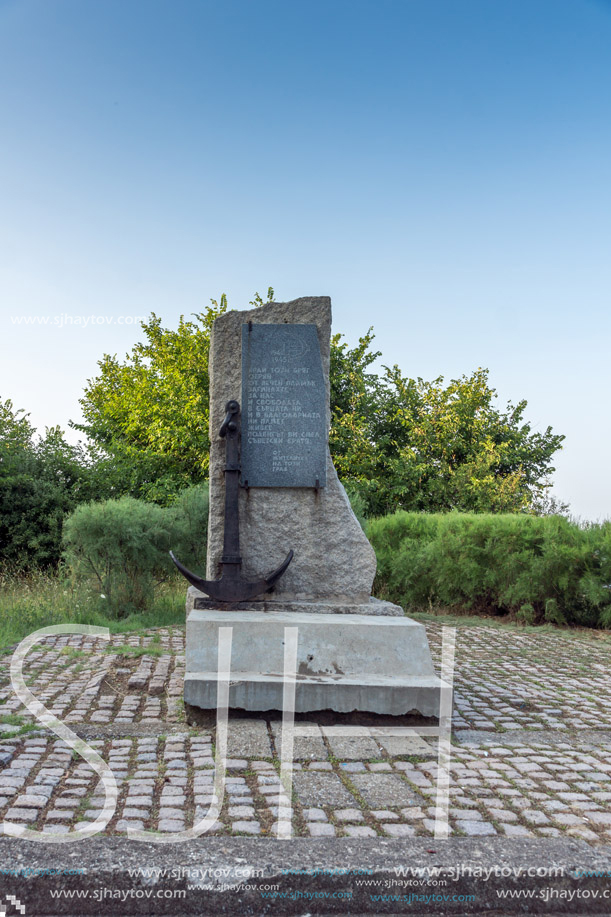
(1, 0, 610, 519)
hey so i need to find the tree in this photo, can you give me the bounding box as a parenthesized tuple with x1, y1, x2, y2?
(0, 399, 101, 569)
(73, 290, 278, 503)
(73, 297, 227, 503)
(75, 297, 565, 516)
(330, 343, 565, 516)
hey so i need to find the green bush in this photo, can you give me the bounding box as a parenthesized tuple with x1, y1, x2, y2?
(62, 484, 208, 617)
(367, 511, 611, 628)
(0, 399, 107, 571)
(344, 484, 368, 531)
(166, 482, 209, 568)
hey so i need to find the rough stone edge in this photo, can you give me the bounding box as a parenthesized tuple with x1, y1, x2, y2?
(186, 586, 404, 617)
(0, 837, 609, 915)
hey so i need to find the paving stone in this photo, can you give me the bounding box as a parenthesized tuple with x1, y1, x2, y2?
(225, 785, 252, 796)
(121, 807, 149, 819)
(12, 794, 48, 808)
(115, 819, 144, 832)
(158, 806, 185, 819)
(567, 827, 600, 841)
(4, 807, 38, 822)
(487, 808, 518, 823)
(349, 774, 419, 808)
(0, 778, 26, 790)
(293, 773, 355, 807)
(324, 732, 382, 761)
(6, 621, 611, 842)
(344, 826, 377, 837)
(334, 808, 364, 822)
(303, 808, 327, 821)
(456, 820, 496, 836)
(54, 797, 80, 808)
(45, 810, 76, 821)
(373, 809, 398, 820)
(126, 795, 153, 806)
(502, 825, 534, 837)
(228, 805, 255, 819)
(521, 809, 550, 826)
(584, 812, 611, 825)
(160, 793, 186, 806)
(372, 733, 433, 757)
(232, 820, 261, 834)
(158, 819, 184, 832)
(226, 719, 273, 758)
(383, 823, 416, 837)
(308, 823, 336, 837)
(271, 722, 328, 761)
(269, 806, 293, 819)
(450, 808, 482, 820)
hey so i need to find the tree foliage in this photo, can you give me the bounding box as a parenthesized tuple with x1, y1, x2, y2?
(73, 298, 228, 503)
(330, 333, 565, 516)
(73, 290, 276, 503)
(74, 296, 565, 517)
(0, 399, 101, 569)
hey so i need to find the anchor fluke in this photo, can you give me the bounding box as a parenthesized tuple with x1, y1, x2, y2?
(170, 400, 294, 603)
(169, 549, 294, 603)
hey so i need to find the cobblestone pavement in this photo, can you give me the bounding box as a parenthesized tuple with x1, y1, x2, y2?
(0, 622, 610, 843)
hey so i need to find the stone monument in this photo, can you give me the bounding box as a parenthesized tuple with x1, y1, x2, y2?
(180, 296, 441, 716)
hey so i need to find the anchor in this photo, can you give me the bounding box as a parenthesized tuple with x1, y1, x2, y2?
(170, 399, 294, 602)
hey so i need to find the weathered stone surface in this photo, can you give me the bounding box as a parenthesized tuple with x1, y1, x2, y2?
(226, 719, 272, 758)
(184, 609, 441, 715)
(292, 772, 356, 806)
(187, 591, 403, 617)
(206, 297, 376, 603)
(348, 774, 420, 808)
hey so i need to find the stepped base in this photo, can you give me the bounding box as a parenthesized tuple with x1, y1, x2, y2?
(184, 671, 441, 716)
(185, 606, 442, 717)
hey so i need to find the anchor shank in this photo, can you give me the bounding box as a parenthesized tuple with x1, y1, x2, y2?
(170, 397, 293, 602)
(222, 424, 241, 566)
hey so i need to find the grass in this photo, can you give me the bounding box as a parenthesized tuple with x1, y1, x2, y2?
(0, 570, 186, 652)
(0, 712, 38, 737)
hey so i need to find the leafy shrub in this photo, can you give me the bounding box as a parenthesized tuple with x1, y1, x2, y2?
(0, 399, 104, 570)
(62, 484, 208, 617)
(517, 603, 536, 625)
(166, 482, 209, 568)
(344, 484, 368, 531)
(367, 512, 611, 628)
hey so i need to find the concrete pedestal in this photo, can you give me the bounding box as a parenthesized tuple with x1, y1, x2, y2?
(184, 605, 442, 717)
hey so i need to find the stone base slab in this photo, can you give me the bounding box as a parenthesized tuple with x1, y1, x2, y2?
(187, 585, 404, 615)
(185, 606, 441, 716)
(184, 671, 441, 716)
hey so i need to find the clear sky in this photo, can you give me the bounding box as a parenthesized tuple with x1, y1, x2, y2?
(1, 0, 610, 520)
